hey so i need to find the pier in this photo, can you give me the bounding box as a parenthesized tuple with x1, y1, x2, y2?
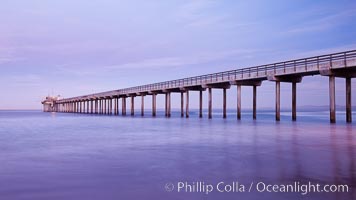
(42, 50, 356, 123)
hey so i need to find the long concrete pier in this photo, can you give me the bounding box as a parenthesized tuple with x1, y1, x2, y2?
(42, 50, 356, 123)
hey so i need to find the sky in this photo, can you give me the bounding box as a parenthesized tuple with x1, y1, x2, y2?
(0, 0, 356, 110)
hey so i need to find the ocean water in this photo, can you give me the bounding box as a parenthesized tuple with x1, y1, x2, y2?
(0, 110, 355, 200)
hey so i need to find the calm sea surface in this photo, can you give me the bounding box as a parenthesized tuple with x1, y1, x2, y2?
(0, 110, 355, 200)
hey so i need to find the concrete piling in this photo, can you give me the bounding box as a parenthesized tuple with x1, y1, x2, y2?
(329, 76, 336, 123)
(237, 85, 241, 120)
(208, 88, 212, 119)
(346, 77, 352, 123)
(276, 81, 280, 121)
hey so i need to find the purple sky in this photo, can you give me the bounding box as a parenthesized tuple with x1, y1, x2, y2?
(0, 0, 356, 110)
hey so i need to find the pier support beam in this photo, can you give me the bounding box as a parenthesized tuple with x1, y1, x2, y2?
(141, 95, 144, 116)
(186, 91, 189, 118)
(208, 88, 212, 119)
(101, 100, 103, 114)
(91, 99, 96, 114)
(276, 81, 280, 121)
(105, 99, 108, 115)
(98, 100, 101, 114)
(346, 77, 352, 123)
(98, 99, 103, 115)
(110, 99, 113, 115)
(181, 92, 184, 117)
(165, 93, 169, 117)
(113, 98, 117, 115)
(292, 82, 297, 121)
(107, 99, 110, 115)
(122, 97, 126, 116)
(116, 97, 120, 115)
(104, 99, 107, 114)
(167, 92, 171, 117)
(104, 99, 107, 115)
(329, 76, 336, 123)
(165, 94, 167, 117)
(92, 100, 94, 114)
(117, 98, 120, 115)
(131, 96, 134, 116)
(96, 100, 98, 114)
(117, 98, 119, 115)
(102, 99, 104, 114)
(107, 99, 109, 115)
(199, 90, 203, 118)
(253, 86, 257, 120)
(223, 88, 227, 118)
(152, 94, 156, 117)
(237, 85, 241, 120)
(109, 98, 112, 115)
(97, 100, 100, 114)
(91, 100, 93, 114)
(103, 100, 105, 114)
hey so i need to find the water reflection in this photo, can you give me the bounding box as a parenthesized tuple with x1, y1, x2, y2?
(0, 110, 354, 200)
(346, 125, 356, 199)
